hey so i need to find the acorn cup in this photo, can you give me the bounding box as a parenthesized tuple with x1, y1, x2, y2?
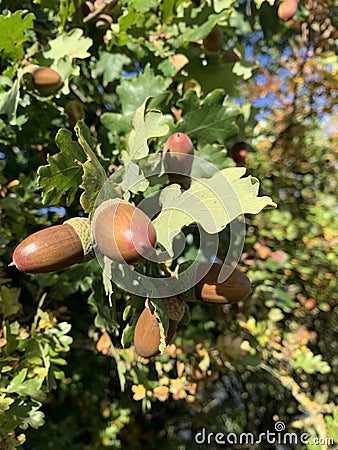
(92, 199, 157, 265)
(177, 262, 252, 304)
(11, 218, 93, 274)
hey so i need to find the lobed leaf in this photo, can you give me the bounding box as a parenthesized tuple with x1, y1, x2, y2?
(0, 11, 35, 60)
(122, 97, 169, 163)
(176, 89, 240, 143)
(75, 121, 108, 214)
(37, 129, 85, 206)
(153, 167, 276, 256)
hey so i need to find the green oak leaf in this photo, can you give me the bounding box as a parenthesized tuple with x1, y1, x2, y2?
(92, 51, 130, 87)
(75, 121, 108, 214)
(294, 351, 331, 375)
(122, 97, 169, 163)
(6, 368, 28, 393)
(176, 12, 229, 44)
(0, 73, 21, 123)
(213, 0, 234, 12)
(117, 66, 172, 116)
(0, 11, 35, 60)
(153, 167, 276, 256)
(43, 28, 92, 61)
(120, 162, 149, 194)
(195, 142, 235, 172)
(43, 28, 92, 94)
(37, 129, 86, 206)
(176, 89, 240, 142)
(0, 286, 21, 319)
(232, 60, 259, 80)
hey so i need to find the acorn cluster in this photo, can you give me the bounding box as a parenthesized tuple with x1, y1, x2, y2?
(11, 133, 252, 358)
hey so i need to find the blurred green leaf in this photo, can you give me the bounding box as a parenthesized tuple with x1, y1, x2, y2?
(92, 52, 130, 87)
(6, 369, 28, 393)
(294, 351, 331, 374)
(0, 75, 21, 123)
(0, 11, 34, 60)
(0, 286, 21, 319)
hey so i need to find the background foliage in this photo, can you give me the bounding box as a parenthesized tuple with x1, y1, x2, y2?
(0, 0, 337, 449)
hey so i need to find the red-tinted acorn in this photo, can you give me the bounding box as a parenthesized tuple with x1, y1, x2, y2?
(278, 0, 298, 21)
(163, 132, 194, 188)
(196, 264, 252, 304)
(92, 199, 157, 265)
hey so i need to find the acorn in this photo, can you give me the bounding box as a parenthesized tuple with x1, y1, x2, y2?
(32, 67, 62, 94)
(178, 262, 252, 304)
(229, 142, 249, 165)
(133, 300, 180, 358)
(134, 307, 161, 358)
(162, 296, 185, 346)
(163, 132, 194, 189)
(11, 218, 93, 274)
(278, 0, 298, 21)
(163, 296, 185, 322)
(92, 199, 157, 265)
(203, 25, 224, 55)
(65, 100, 85, 128)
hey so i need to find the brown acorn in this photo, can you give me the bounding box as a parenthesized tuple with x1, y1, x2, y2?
(203, 26, 223, 55)
(134, 307, 161, 358)
(134, 303, 179, 358)
(278, 0, 298, 21)
(65, 100, 85, 128)
(11, 218, 93, 274)
(229, 142, 249, 165)
(163, 296, 185, 321)
(32, 67, 62, 94)
(92, 199, 157, 265)
(178, 262, 252, 304)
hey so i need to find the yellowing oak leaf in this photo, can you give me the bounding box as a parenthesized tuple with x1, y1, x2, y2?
(131, 384, 146, 401)
(153, 385, 170, 402)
